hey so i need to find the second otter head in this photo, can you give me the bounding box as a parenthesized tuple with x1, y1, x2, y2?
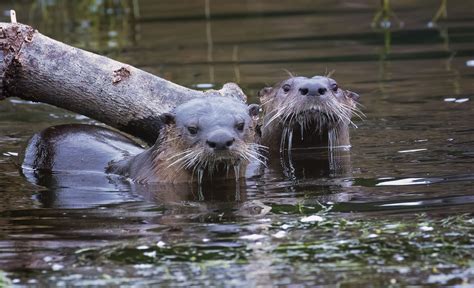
(157, 96, 262, 177)
(259, 75, 362, 151)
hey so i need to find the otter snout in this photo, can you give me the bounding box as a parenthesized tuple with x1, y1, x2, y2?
(206, 131, 235, 150)
(299, 82, 327, 97)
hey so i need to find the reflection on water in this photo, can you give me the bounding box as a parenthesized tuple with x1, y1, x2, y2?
(12, 0, 140, 55)
(0, 0, 473, 286)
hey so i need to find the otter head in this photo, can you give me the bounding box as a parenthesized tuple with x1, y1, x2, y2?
(259, 75, 361, 151)
(156, 96, 263, 180)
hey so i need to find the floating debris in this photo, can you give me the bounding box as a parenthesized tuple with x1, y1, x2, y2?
(280, 224, 292, 230)
(376, 177, 443, 186)
(444, 98, 456, 102)
(143, 251, 156, 258)
(398, 148, 427, 153)
(51, 264, 64, 271)
(300, 215, 324, 223)
(272, 231, 287, 239)
(419, 226, 434, 232)
(455, 98, 469, 103)
(239, 234, 266, 241)
(156, 241, 166, 248)
(443, 97, 470, 103)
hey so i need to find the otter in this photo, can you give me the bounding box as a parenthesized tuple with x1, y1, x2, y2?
(258, 75, 361, 153)
(22, 96, 263, 185)
(108, 97, 263, 183)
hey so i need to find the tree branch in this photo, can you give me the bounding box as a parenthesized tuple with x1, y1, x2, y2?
(0, 22, 245, 144)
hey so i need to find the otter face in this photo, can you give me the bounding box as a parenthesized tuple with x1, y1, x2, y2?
(259, 75, 362, 150)
(159, 97, 263, 175)
(260, 76, 360, 130)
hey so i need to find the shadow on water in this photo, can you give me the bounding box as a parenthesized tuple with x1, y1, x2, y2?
(0, 0, 473, 286)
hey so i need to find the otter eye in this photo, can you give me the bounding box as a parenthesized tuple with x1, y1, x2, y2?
(187, 126, 198, 135)
(282, 84, 291, 93)
(331, 83, 338, 92)
(236, 122, 245, 132)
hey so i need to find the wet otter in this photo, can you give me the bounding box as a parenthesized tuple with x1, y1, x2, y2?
(258, 75, 362, 153)
(109, 96, 263, 183)
(22, 96, 263, 185)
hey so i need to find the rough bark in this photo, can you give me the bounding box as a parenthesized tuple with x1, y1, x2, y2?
(0, 22, 246, 144)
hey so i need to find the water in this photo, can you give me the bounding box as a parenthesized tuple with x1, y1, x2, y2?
(0, 0, 473, 286)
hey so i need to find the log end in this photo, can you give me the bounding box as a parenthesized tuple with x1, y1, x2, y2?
(0, 22, 36, 100)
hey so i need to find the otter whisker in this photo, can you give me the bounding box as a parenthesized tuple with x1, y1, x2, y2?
(339, 103, 365, 120)
(264, 108, 288, 128)
(236, 150, 251, 162)
(248, 149, 267, 164)
(241, 146, 267, 166)
(327, 104, 358, 128)
(167, 149, 197, 161)
(261, 96, 277, 106)
(170, 149, 206, 172)
(186, 151, 205, 169)
(326, 101, 352, 124)
(251, 143, 269, 152)
(166, 149, 197, 168)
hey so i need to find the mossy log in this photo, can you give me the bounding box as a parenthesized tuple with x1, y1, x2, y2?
(0, 22, 245, 144)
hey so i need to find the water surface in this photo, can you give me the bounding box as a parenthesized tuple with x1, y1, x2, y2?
(0, 0, 473, 286)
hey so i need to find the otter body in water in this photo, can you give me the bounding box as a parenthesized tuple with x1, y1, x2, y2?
(258, 75, 361, 153)
(109, 97, 262, 183)
(22, 97, 262, 184)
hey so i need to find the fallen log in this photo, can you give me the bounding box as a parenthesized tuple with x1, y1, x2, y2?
(0, 21, 246, 144)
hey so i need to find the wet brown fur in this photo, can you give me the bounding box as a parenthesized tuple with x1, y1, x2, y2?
(258, 76, 362, 153)
(108, 97, 263, 184)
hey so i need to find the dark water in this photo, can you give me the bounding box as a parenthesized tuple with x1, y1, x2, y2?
(1, 0, 473, 286)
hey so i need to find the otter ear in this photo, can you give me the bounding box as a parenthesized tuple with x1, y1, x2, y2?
(159, 112, 175, 125)
(345, 90, 360, 102)
(248, 104, 261, 121)
(258, 87, 272, 98)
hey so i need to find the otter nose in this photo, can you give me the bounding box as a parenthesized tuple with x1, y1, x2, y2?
(299, 82, 327, 96)
(206, 132, 235, 150)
